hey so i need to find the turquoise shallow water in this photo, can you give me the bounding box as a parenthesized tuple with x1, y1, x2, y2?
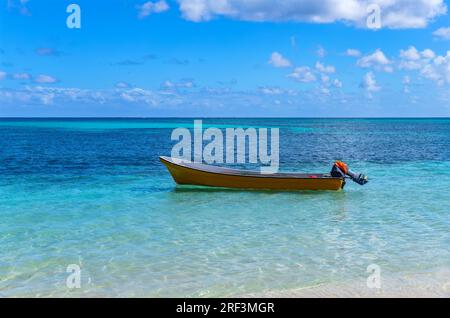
(0, 118, 449, 297)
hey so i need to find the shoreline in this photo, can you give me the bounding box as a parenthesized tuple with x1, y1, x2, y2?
(243, 267, 450, 298)
(2, 267, 449, 298)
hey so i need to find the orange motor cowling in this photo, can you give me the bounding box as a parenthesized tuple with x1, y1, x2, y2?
(331, 161, 368, 185)
(334, 160, 348, 174)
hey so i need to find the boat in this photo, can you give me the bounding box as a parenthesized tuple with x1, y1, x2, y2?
(160, 156, 368, 191)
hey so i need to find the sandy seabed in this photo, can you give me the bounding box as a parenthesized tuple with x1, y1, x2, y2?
(244, 267, 450, 298)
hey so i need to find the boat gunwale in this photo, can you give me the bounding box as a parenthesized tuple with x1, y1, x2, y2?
(159, 156, 343, 180)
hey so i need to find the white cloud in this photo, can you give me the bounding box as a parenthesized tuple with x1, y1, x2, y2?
(318, 75, 342, 94)
(268, 52, 292, 68)
(0, 85, 295, 112)
(433, 27, 450, 40)
(420, 51, 450, 85)
(320, 74, 330, 83)
(161, 79, 195, 89)
(34, 74, 58, 84)
(137, 0, 169, 19)
(12, 73, 31, 80)
(397, 47, 450, 86)
(177, 0, 447, 29)
(403, 76, 411, 85)
(345, 49, 361, 57)
(119, 88, 157, 105)
(357, 49, 392, 72)
(40, 93, 55, 105)
(316, 46, 326, 58)
(0, 86, 98, 106)
(399, 47, 422, 70)
(161, 80, 175, 88)
(400, 46, 421, 60)
(333, 79, 343, 88)
(420, 64, 442, 83)
(320, 87, 330, 95)
(399, 47, 436, 70)
(360, 72, 380, 92)
(315, 61, 335, 73)
(421, 49, 436, 59)
(287, 66, 316, 83)
(259, 87, 284, 95)
(402, 75, 411, 93)
(115, 81, 131, 88)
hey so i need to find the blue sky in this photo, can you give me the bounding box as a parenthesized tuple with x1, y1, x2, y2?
(1, 0, 450, 117)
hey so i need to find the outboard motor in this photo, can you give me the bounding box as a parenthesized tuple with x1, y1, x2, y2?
(331, 161, 368, 185)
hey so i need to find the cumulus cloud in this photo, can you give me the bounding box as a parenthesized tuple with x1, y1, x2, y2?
(398, 46, 435, 70)
(320, 87, 331, 95)
(177, 0, 447, 29)
(421, 49, 436, 59)
(287, 60, 341, 91)
(400, 46, 421, 60)
(360, 71, 380, 92)
(345, 49, 362, 57)
(0, 86, 161, 107)
(396, 47, 450, 86)
(259, 87, 282, 95)
(287, 66, 316, 83)
(315, 61, 335, 73)
(357, 49, 393, 72)
(403, 75, 411, 93)
(119, 88, 158, 105)
(419, 51, 450, 85)
(318, 73, 342, 93)
(137, 0, 169, 19)
(0, 86, 99, 106)
(161, 79, 195, 90)
(268, 52, 292, 68)
(333, 79, 343, 88)
(0, 85, 266, 111)
(12, 72, 31, 80)
(433, 27, 450, 40)
(259, 87, 291, 95)
(115, 81, 131, 88)
(403, 75, 411, 85)
(320, 74, 330, 83)
(316, 46, 326, 58)
(34, 74, 58, 84)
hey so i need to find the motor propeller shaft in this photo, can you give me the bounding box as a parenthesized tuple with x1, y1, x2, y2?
(346, 170, 369, 185)
(331, 161, 368, 186)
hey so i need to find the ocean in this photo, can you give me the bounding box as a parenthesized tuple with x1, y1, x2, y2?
(0, 118, 449, 297)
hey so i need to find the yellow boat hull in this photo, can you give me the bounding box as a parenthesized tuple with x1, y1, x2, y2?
(160, 156, 345, 191)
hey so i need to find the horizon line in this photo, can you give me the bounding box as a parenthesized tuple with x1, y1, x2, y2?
(1, 116, 449, 119)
